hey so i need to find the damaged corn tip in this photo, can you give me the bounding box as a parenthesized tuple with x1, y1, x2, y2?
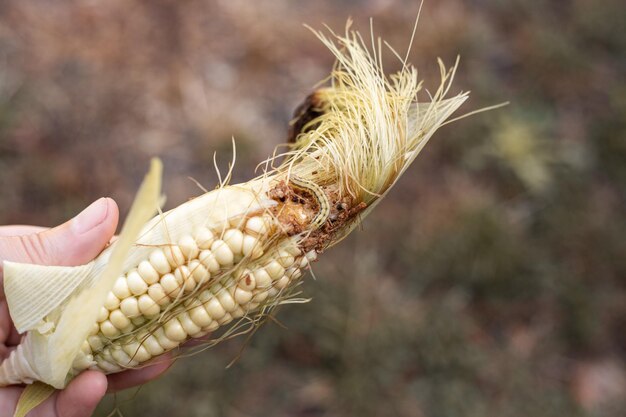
(0, 22, 468, 391)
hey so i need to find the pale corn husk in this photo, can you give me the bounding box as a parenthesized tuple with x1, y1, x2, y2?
(1, 22, 468, 399)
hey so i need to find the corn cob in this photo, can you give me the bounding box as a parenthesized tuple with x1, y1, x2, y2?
(77, 217, 314, 375)
(0, 23, 469, 394)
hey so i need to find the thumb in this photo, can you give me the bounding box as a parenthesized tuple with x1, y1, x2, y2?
(0, 198, 119, 269)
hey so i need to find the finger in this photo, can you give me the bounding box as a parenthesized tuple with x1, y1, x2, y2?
(25, 371, 108, 417)
(0, 300, 21, 348)
(0, 226, 47, 237)
(53, 371, 108, 417)
(0, 301, 10, 345)
(106, 354, 174, 392)
(0, 385, 22, 414)
(0, 198, 119, 273)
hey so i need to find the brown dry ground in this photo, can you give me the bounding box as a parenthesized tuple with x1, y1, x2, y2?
(0, 1, 625, 416)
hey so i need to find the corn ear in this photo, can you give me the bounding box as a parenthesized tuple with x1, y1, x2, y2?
(0, 23, 468, 390)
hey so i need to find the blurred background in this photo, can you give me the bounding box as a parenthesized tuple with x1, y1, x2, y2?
(0, 0, 625, 416)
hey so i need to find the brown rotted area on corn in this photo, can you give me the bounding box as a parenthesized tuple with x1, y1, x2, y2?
(276, 90, 367, 252)
(268, 181, 366, 253)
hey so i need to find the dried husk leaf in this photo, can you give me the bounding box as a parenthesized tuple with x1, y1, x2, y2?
(13, 382, 56, 417)
(4, 263, 94, 334)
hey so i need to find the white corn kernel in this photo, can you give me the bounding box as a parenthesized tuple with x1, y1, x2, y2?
(204, 297, 226, 320)
(164, 245, 185, 267)
(197, 289, 213, 303)
(223, 229, 244, 255)
(112, 276, 131, 299)
(152, 327, 179, 350)
(253, 290, 269, 303)
(247, 302, 260, 311)
(183, 295, 202, 309)
(204, 321, 219, 332)
(198, 250, 221, 273)
(100, 348, 114, 363)
(149, 249, 171, 274)
(287, 267, 302, 280)
(285, 245, 302, 257)
(234, 287, 253, 304)
(111, 347, 138, 367)
(120, 297, 140, 318)
(88, 335, 104, 351)
(231, 306, 246, 318)
(211, 240, 234, 265)
(265, 261, 285, 280)
(100, 320, 120, 338)
(123, 342, 151, 363)
(245, 216, 268, 236)
(274, 275, 290, 290)
(305, 250, 318, 261)
(189, 305, 213, 327)
(138, 294, 160, 316)
(189, 260, 209, 285)
(253, 269, 272, 288)
(135, 346, 152, 363)
(97, 307, 109, 323)
(127, 270, 148, 296)
(81, 340, 92, 355)
(195, 227, 215, 249)
(178, 312, 201, 336)
(184, 278, 196, 293)
(217, 313, 233, 325)
(148, 283, 170, 306)
(216, 287, 237, 312)
(141, 332, 165, 356)
(179, 234, 199, 260)
(109, 309, 131, 330)
(96, 357, 121, 373)
(174, 265, 191, 283)
(164, 318, 187, 342)
(242, 234, 263, 259)
(104, 292, 121, 310)
(131, 316, 146, 327)
(277, 250, 295, 268)
(120, 341, 140, 358)
(160, 273, 182, 297)
(120, 323, 134, 334)
(138, 260, 160, 284)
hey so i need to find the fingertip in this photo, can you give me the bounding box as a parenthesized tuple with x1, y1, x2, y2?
(56, 371, 108, 417)
(59, 197, 119, 265)
(83, 370, 109, 399)
(87, 197, 119, 238)
(101, 197, 119, 239)
(69, 371, 108, 401)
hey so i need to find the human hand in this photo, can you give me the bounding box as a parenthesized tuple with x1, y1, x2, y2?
(0, 198, 173, 416)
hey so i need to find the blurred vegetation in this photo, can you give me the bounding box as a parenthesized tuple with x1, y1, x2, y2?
(0, 1, 625, 416)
